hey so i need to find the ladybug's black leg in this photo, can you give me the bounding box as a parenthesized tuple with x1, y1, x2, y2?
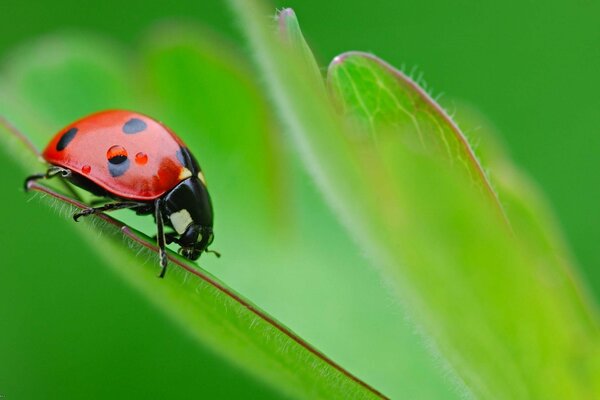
(88, 198, 110, 207)
(24, 173, 46, 191)
(24, 166, 71, 191)
(165, 232, 180, 245)
(154, 198, 168, 278)
(73, 201, 144, 222)
(150, 231, 179, 244)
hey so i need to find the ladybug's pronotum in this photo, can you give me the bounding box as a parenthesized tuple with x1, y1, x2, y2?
(26, 110, 218, 277)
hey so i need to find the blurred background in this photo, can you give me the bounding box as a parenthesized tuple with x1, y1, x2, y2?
(1, 0, 598, 398)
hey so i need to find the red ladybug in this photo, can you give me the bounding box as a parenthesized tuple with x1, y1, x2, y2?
(26, 110, 218, 277)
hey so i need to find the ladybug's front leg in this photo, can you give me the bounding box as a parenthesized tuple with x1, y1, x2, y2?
(154, 198, 168, 278)
(24, 166, 71, 191)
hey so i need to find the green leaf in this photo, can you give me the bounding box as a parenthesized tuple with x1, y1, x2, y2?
(327, 52, 505, 217)
(229, 2, 600, 398)
(454, 105, 600, 331)
(376, 136, 600, 399)
(34, 181, 389, 400)
(0, 33, 386, 400)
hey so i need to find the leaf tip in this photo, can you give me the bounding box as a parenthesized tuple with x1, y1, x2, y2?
(277, 8, 297, 36)
(277, 7, 296, 19)
(327, 51, 376, 76)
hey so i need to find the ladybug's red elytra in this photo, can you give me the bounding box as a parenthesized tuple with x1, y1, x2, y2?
(26, 110, 218, 277)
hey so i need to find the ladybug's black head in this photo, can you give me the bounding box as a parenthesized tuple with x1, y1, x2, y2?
(161, 177, 215, 261)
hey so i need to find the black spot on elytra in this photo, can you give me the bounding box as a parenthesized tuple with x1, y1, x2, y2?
(108, 155, 127, 165)
(176, 146, 201, 174)
(108, 158, 130, 177)
(176, 148, 186, 166)
(122, 118, 147, 134)
(56, 128, 78, 151)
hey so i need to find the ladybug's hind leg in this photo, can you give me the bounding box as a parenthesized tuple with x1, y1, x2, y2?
(73, 201, 145, 222)
(24, 166, 71, 191)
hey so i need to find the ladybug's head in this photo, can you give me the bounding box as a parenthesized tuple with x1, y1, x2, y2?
(162, 177, 217, 261)
(178, 225, 215, 260)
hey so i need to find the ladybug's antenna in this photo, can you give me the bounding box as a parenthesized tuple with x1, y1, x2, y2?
(206, 249, 221, 258)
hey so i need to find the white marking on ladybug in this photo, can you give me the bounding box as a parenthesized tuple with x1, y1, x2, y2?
(179, 167, 192, 180)
(170, 209, 193, 234)
(198, 171, 206, 185)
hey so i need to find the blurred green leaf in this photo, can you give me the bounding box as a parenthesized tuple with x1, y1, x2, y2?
(0, 33, 386, 400)
(277, 8, 323, 84)
(229, 0, 374, 257)
(0, 34, 135, 139)
(230, 2, 600, 398)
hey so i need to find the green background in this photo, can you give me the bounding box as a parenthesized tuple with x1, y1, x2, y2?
(1, 1, 598, 398)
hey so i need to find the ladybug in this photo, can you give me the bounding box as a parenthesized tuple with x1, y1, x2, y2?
(25, 110, 218, 278)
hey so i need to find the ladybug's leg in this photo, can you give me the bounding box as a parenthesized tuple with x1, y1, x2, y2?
(73, 201, 144, 222)
(88, 198, 110, 207)
(165, 232, 180, 245)
(150, 231, 179, 246)
(24, 166, 71, 191)
(154, 198, 168, 278)
(24, 166, 83, 202)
